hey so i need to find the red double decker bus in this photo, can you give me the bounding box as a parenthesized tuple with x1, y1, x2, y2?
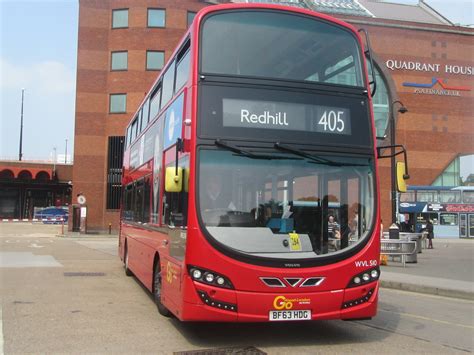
(120, 3, 390, 322)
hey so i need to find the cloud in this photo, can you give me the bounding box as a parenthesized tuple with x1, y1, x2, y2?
(0, 57, 75, 95)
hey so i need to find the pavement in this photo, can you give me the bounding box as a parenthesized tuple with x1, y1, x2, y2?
(61, 229, 474, 300)
(380, 238, 474, 300)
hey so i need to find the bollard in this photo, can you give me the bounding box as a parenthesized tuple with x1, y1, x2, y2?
(61, 218, 65, 235)
(108, 223, 112, 235)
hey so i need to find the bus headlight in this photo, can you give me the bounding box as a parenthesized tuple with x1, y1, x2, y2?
(192, 269, 202, 280)
(187, 265, 234, 289)
(348, 267, 380, 288)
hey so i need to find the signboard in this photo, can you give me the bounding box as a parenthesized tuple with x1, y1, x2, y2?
(385, 59, 472, 96)
(401, 203, 474, 214)
(199, 84, 372, 148)
(77, 195, 86, 205)
(223, 99, 351, 135)
(385, 60, 473, 76)
(427, 204, 474, 213)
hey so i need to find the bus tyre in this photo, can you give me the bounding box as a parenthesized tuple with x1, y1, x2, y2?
(154, 261, 171, 317)
(124, 245, 133, 277)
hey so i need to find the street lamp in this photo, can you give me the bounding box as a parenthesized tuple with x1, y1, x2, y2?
(19, 88, 25, 161)
(390, 100, 408, 224)
(65, 139, 68, 164)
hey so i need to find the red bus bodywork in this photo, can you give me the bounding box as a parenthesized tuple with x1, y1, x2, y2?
(120, 3, 381, 322)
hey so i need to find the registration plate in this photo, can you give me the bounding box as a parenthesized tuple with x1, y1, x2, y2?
(269, 310, 311, 321)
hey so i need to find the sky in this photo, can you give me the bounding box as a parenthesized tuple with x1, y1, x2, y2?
(0, 0, 473, 166)
(0, 0, 78, 162)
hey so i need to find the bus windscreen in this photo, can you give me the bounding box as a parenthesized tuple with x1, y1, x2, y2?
(198, 149, 375, 260)
(201, 10, 364, 88)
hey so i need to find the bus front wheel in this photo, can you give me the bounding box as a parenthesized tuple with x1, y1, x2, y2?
(154, 260, 171, 317)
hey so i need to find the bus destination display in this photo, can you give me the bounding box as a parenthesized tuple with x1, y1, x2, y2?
(223, 98, 351, 135)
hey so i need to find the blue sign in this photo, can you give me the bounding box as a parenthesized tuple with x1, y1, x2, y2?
(399, 202, 427, 213)
(164, 93, 184, 150)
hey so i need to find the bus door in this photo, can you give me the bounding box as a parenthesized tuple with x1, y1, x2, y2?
(459, 214, 467, 238)
(320, 172, 367, 253)
(161, 150, 189, 308)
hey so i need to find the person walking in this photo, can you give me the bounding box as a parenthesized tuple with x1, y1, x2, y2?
(426, 219, 434, 249)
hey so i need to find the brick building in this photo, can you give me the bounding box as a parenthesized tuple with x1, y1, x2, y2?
(73, 0, 473, 232)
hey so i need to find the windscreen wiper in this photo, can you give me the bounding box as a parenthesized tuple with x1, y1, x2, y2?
(215, 140, 301, 160)
(274, 142, 365, 167)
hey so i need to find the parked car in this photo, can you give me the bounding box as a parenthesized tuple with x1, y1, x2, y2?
(34, 207, 68, 223)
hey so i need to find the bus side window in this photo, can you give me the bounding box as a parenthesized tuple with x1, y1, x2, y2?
(134, 180, 144, 223)
(175, 40, 191, 92)
(143, 175, 151, 223)
(163, 157, 189, 228)
(123, 183, 134, 222)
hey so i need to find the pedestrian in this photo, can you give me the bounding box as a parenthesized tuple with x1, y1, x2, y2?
(426, 219, 434, 249)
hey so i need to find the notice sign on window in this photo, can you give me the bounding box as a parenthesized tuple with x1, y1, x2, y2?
(223, 98, 351, 135)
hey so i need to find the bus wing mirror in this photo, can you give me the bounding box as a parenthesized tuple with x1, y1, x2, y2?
(165, 167, 183, 193)
(396, 162, 408, 193)
(377, 144, 410, 192)
(358, 28, 376, 97)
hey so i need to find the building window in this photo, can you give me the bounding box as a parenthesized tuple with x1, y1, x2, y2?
(440, 213, 458, 226)
(416, 191, 438, 203)
(110, 94, 127, 113)
(148, 9, 166, 28)
(432, 154, 474, 187)
(439, 191, 461, 203)
(112, 9, 128, 29)
(111, 51, 128, 71)
(147, 51, 165, 70)
(463, 191, 474, 203)
(399, 191, 415, 202)
(187, 12, 196, 28)
(107, 136, 125, 210)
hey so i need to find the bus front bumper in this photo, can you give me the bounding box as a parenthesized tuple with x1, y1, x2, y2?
(180, 281, 378, 322)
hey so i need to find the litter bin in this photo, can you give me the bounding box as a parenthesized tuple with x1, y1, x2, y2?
(401, 233, 422, 254)
(389, 223, 400, 239)
(400, 233, 419, 263)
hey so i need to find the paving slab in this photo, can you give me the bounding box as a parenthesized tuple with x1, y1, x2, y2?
(380, 238, 474, 300)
